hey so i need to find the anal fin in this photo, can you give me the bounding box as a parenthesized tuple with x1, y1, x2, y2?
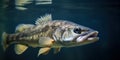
(14, 44, 28, 55)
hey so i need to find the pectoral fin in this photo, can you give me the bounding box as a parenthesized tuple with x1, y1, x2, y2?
(54, 47, 61, 54)
(38, 47, 51, 56)
(39, 37, 54, 47)
(14, 44, 28, 55)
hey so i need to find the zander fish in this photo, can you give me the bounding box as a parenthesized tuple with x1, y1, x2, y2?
(1, 14, 99, 56)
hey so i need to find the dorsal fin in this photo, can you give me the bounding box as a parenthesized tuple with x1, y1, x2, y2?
(15, 24, 34, 33)
(35, 14, 52, 25)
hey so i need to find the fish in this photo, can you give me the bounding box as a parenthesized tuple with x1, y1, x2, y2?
(15, 0, 52, 10)
(1, 14, 99, 56)
(3, 0, 52, 10)
(15, 0, 33, 10)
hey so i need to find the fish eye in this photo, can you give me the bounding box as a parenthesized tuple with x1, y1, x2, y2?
(73, 28, 81, 34)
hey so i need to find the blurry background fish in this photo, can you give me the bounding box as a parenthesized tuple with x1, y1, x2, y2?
(15, 0, 33, 10)
(3, 0, 52, 10)
(15, 0, 52, 10)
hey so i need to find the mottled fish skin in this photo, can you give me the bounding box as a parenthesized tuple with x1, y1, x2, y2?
(5, 20, 79, 47)
(2, 14, 99, 55)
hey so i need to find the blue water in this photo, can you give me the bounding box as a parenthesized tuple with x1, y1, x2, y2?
(0, 0, 119, 60)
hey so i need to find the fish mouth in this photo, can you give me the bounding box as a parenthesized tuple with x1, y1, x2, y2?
(76, 31, 99, 43)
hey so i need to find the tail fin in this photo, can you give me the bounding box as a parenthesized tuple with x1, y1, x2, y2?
(2, 32, 8, 50)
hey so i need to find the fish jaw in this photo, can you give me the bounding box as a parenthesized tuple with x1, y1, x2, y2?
(75, 31, 99, 46)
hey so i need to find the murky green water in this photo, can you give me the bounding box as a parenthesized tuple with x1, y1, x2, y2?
(0, 0, 119, 60)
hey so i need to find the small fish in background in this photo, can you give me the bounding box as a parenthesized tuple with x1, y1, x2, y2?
(15, 0, 34, 10)
(35, 0, 52, 5)
(1, 14, 99, 56)
(15, 0, 52, 10)
(3, 0, 52, 10)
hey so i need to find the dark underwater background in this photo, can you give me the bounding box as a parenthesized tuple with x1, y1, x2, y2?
(0, 0, 120, 60)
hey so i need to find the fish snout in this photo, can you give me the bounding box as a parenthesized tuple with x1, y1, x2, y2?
(76, 31, 99, 43)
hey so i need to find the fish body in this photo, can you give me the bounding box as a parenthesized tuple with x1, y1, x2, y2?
(2, 14, 99, 56)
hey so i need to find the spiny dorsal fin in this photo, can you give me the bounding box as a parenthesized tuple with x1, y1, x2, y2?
(35, 14, 52, 25)
(15, 24, 34, 32)
(14, 44, 28, 55)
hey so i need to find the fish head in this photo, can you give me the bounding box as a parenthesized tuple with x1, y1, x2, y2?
(53, 21, 99, 47)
